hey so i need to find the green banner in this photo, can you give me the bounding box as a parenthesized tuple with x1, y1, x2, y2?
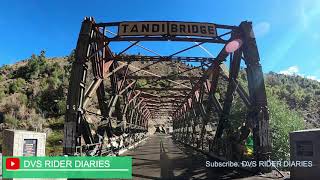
(3, 156, 132, 179)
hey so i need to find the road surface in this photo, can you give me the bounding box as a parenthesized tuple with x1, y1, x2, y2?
(123, 134, 260, 179)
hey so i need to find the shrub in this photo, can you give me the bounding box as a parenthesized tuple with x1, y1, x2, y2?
(157, 80, 170, 87)
(48, 117, 64, 130)
(8, 82, 18, 94)
(136, 79, 147, 88)
(0, 64, 11, 72)
(268, 93, 305, 161)
(0, 89, 5, 101)
(5, 114, 19, 129)
(3, 94, 22, 111)
(46, 145, 63, 156)
(7, 73, 14, 79)
(46, 130, 63, 155)
(35, 85, 65, 117)
(46, 76, 61, 89)
(16, 51, 47, 80)
(56, 100, 66, 115)
(16, 105, 29, 121)
(229, 95, 247, 129)
(8, 78, 25, 94)
(29, 116, 45, 132)
(47, 131, 63, 146)
(17, 93, 28, 105)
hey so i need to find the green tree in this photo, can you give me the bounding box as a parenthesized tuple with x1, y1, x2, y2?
(35, 84, 65, 117)
(16, 51, 47, 80)
(268, 92, 305, 161)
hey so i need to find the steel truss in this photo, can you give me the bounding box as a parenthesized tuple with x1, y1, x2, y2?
(64, 17, 271, 172)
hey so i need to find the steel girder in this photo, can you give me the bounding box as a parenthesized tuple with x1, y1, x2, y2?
(171, 21, 270, 172)
(64, 18, 149, 156)
(65, 18, 270, 173)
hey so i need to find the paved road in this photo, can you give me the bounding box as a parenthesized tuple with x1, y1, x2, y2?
(123, 134, 257, 180)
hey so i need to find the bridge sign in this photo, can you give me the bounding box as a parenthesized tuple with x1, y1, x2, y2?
(118, 21, 217, 37)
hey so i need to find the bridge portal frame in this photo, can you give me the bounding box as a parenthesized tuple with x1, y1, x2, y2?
(64, 17, 270, 172)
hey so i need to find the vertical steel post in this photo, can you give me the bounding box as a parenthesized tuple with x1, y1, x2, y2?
(64, 17, 94, 155)
(240, 21, 271, 172)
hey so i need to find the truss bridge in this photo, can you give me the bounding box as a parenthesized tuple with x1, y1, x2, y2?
(64, 17, 271, 179)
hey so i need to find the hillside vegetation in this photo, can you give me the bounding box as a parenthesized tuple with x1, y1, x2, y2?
(0, 51, 319, 160)
(265, 72, 320, 128)
(0, 51, 71, 154)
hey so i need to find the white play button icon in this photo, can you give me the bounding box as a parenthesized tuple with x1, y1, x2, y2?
(6, 158, 20, 170)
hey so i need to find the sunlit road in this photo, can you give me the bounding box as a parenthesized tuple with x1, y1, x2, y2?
(123, 134, 255, 180)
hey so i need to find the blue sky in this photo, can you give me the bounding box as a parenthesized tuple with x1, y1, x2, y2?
(0, 0, 319, 80)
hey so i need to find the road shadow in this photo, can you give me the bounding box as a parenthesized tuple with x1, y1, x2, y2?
(160, 138, 175, 179)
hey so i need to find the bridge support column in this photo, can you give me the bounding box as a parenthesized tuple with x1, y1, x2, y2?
(64, 17, 94, 155)
(240, 21, 271, 172)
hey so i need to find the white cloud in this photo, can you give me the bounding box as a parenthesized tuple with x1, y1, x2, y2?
(279, 65, 320, 81)
(279, 66, 299, 75)
(306, 75, 317, 80)
(253, 22, 271, 38)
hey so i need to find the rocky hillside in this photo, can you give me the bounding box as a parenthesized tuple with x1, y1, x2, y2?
(264, 72, 320, 128)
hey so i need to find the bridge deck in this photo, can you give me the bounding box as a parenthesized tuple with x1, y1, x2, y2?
(123, 134, 259, 180)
